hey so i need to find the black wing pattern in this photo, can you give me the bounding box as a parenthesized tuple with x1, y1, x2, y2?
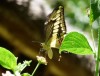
(42, 6, 66, 59)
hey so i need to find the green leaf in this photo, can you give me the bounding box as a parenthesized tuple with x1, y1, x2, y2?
(59, 32, 93, 55)
(0, 47, 17, 70)
(90, 0, 100, 24)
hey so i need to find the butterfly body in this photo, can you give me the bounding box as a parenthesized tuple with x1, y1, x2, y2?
(41, 6, 66, 59)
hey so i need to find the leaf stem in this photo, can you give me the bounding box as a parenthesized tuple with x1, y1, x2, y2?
(31, 62, 40, 76)
(95, 17, 100, 76)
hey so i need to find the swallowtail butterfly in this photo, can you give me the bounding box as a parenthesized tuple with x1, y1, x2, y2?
(41, 6, 66, 59)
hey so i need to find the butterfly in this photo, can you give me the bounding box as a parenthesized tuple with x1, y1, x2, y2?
(41, 6, 66, 59)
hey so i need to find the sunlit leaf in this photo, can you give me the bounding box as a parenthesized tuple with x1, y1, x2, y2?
(0, 47, 17, 70)
(59, 32, 93, 55)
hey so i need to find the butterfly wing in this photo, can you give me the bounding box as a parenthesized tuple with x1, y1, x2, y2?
(45, 6, 66, 48)
(42, 6, 66, 59)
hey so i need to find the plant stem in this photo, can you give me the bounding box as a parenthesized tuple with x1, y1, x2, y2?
(95, 17, 100, 76)
(31, 62, 40, 76)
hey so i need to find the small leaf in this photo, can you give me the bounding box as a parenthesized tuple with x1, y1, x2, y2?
(59, 32, 93, 55)
(0, 47, 17, 70)
(90, 0, 100, 24)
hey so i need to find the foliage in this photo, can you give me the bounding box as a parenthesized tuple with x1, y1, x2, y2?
(0, 47, 31, 76)
(59, 32, 93, 55)
(0, 47, 47, 76)
(0, 47, 17, 71)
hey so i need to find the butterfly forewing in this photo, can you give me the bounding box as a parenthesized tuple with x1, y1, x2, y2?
(42, 6, 66, 59)
(45, 6, 66, 48)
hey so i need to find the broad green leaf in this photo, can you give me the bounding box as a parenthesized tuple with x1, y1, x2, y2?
(59, 32, 93, 55)
(0, 47, 17, 70)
